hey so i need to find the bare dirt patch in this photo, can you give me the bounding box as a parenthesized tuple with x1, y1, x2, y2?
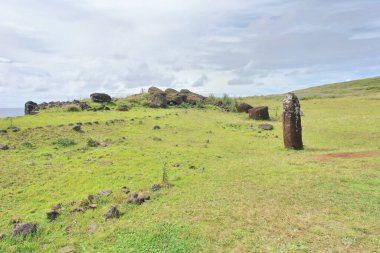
(315, 152, 379, 161)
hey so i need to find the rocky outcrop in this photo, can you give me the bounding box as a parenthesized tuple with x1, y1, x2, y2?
(249, 106, 269, 120)
(165, 88, 185, 105)
(237, 102, 253, 113)
(283, 93, 303, 150)
(179, 89, 205, 105)
(24, 101, 38, 115)
(90, 93, 112, 103)
(148, 87, 167, 108)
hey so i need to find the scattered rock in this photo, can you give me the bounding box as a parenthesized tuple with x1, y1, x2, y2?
(72, 125, 81, 132)
(98, 189, 112, 197)
(258, 124, 273, 130)
(189, 165, 196, 170)
(153, 125, 160, 130)
(127, 193, 150, 205)
(89, 204, 97, 209)
(121, 186, 130, 194)
(51, 203, 62, 211)
(248, 106, 269, 120)
(104, 206, 120, 220)
(88, 194, 95, 203)
(12, 223, 37, 238)
(0, 129, 7, 134)
(0, 233, 5, 240)
(46, 210, 60, 221)
(0, 144, 9, 150)
(173, 163, 181, 167)
(88, 224, 98, 233)
(57, 245, 76, 253)
(72, 207, 85, 213)
(199, 166, 206, 172)
(151, 184, 161, 192)
(80, 199, 90, 208)
(153, 137, 162, 141)
(12, 128, 20, 133)
(90, 93, 111, 103)
(237, 102, 253, 113)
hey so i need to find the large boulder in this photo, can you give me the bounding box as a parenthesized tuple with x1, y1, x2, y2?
(90, 93, 111, 103)
(165, 88, 184, 105)
(24, 101, 38, 115)
(237, 102, 253, 113)
(248, 106, 269, 120)
(179, 89, 205, 105)
(148, 87, 167, 108)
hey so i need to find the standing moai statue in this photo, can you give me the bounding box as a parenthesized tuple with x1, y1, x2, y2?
(283, 93, 303, 150)
(24, 101, 38, 115)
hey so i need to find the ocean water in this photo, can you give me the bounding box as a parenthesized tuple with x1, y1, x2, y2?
(0, 108, 24, 118)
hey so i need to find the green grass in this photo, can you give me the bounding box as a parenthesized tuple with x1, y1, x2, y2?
(0, 79, 380, 252)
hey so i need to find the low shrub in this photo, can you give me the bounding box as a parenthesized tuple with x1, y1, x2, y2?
(66, 105, 81, 112)
(56, 137, 76, 147)
(87, 138, 100, 147)
(116, 104, 129, 111)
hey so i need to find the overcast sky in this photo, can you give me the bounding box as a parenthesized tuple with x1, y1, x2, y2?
(1, 0, 380, 107)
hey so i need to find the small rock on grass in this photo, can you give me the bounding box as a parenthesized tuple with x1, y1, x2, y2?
(153, 125, 160, 130)
(104, 206, 120, 220)
(97, 189, 112, 197)
(46, 210, 60, 221)
(12, 223, 37, 238)
(0, 144, 9, 150)
(151, 184, 161, 192)
(57, 245, 76, 253)
(72, 125, 81, 132)
(258, 124, 273, 130)
(10, 215, 21, 224)
(127, 193, 150, 205)
(120, 186, 130, 194)
(0, 233, 5, 240)
(88, 224, 98, 233)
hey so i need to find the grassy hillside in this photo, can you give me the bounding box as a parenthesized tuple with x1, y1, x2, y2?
(0, 79, 379, 252)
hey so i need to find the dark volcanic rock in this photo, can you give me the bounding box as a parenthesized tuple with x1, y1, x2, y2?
(127, 193, 150, 205)
(237, 102, 253, 113)
(151, 184, 161, 192)
(0, 129, 7, 134)
(25, 101, 39, 115)
(46, 210, 60, 221)
(12, 128, 20, 133)
(104, 205, 120, 220)
(0, 144, 9, 150)
(258, 124, 273, 130)
(90, 93, 111, 103)
(148, 87, 167, 108)
(248, 106, 269, 120)
(283, 93, 303, 150)
(72, 125, 81, 132)
(12, 223, 37, 238)
(165, 88, 184, 105)
(153, 125, 160, 130)
(179, 89, 205, 105)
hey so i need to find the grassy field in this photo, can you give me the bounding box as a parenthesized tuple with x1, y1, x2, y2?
(0, 78, 380, 252)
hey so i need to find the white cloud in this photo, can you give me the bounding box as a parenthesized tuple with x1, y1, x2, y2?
(0, 0, 380, 106)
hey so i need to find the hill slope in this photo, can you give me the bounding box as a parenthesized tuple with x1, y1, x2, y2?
(0, 78, 379, 252)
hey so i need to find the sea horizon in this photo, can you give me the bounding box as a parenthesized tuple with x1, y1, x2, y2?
(0, 108, 24, 118)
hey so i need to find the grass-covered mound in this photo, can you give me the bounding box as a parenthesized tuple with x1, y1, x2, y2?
(0, 79, 379, 252)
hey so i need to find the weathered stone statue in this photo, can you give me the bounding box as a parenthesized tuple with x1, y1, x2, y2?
(283, 93, 303, 150)
(24, 101, 38, 115)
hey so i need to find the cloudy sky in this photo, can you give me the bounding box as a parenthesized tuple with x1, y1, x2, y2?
(1, 0, 380, 107)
